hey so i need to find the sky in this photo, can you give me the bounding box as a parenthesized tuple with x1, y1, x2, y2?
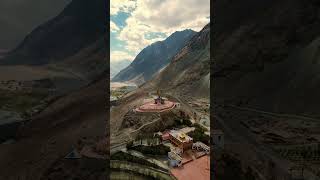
(0, 0, 71, 51)
(110, 0, 210, 64)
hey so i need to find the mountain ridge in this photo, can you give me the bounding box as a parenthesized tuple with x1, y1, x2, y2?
(213, 0, 320, 116)
(146, 23, 210, 98)
(0, 0, 106, 66)
(112, 29, 196, 85)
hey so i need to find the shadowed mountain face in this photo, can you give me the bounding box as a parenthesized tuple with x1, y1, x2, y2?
(213, 0, 320, 116)
(112, 29, 196, 85)
(0, 0, 106, 66)
(53, 37, 108, 82)
(147, 23, 210, 98)
(0, 0, 71, 50)
(0, 1, 108, 179)
(0, 71, 108, 179)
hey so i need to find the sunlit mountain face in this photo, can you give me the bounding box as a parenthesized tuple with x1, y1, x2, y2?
(110, 0, 209, 85)
(112, 29, 196, 85)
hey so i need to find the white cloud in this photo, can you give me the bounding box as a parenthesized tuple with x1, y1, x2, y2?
(118, 18, 165, 52)
(110, 51, 135, 63)
(117, 0, 210, 54)
(134, 0, 209, 31)
(110, 21, 120, 32)
(110, 0, 137, 15)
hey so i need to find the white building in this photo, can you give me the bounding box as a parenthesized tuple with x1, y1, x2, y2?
(192, 141, 210, 154)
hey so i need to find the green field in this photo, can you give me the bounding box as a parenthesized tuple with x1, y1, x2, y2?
(111, 85, 137, 99)
(0, 89, 48, 114)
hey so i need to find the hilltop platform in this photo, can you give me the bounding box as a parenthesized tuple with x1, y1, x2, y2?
(134, 99, 176, 113)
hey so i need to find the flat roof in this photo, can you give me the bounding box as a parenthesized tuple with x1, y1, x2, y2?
(171, 155, 210, 180)
(162, 133, 170, 139)
(170, 130, 193, 143)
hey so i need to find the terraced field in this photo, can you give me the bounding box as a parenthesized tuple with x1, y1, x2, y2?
(274, 144, 320, 162)
(110, 160, 174, 180)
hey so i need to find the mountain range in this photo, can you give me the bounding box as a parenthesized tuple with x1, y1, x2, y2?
(0, 0, 105, 66)
(0, 0, 107, 93)
(213, 0, 320, 117)
(112, 29, 196, 85)
(0, 0, 71, 50)
(110, 59, 131, 78)
(146, 23, 210, 98)
(109, 23, 210, 162)
(0, 0, 107, 179)
(0, 0, 210, 178)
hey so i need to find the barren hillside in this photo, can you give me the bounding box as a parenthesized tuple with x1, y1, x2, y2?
(213, 0, 320, 116)
(0, 72, 107, 179)
(147, 23, 210, 99)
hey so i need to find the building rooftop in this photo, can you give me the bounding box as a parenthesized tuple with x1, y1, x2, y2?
(162, 132, 170, 140)
(168, 151, 182, 161)
(170, 130, 193, 143)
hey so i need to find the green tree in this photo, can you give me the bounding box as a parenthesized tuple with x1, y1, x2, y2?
(126, 141, 133, 149)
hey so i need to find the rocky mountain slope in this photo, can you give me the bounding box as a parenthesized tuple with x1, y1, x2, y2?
(146, 23, 210, 98)
(0, 0, 71, 50)
(110, 23, 210, 149)
(213, 0, 320, 117)
(0, 71, 108, 179)
(0, 0, 107, 93)
(50, 37, 107, 82)
(112, 29, 196, 85)
(0, 1, 108, 179)
(0, 0, 106, 69)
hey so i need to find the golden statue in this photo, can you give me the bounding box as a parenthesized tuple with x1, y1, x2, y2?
(154, 89, 164, 104)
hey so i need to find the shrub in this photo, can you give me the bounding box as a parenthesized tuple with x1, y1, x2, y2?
(131, 145, 170, 156)
(183, 118, 193, 126)
(188, 124, 210, 145)
(193, 123, 208, 132)
(126, 141, 133, 149)
(110, 152, 163, 170)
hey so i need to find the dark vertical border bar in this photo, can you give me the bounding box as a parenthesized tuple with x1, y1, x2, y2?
(104, 0, 111, 179)
(210, 0, 215, 179)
